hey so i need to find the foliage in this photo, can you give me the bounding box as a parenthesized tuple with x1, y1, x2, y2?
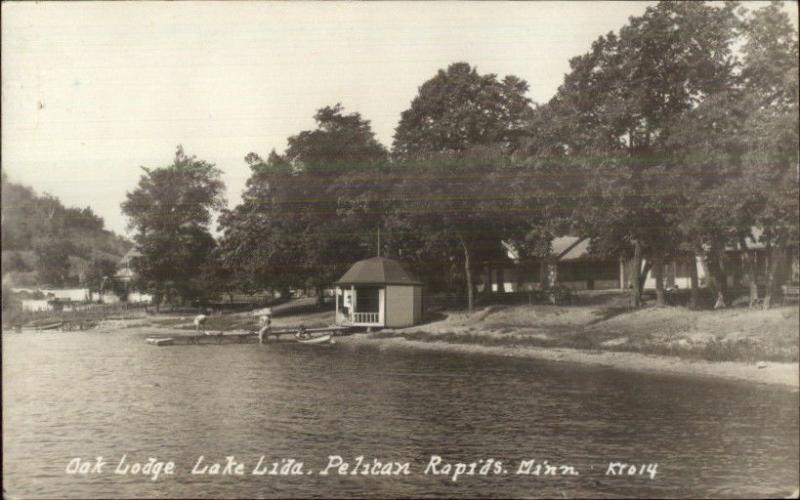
(3, 252, 32, 273)
(1, 171, 131, 286)
(33, 238, 75, 287)
(219, 105, 387, 297)
(121, 146, 225, 306)
(519, 0, 798, 307)
(393, 62, 533, 160)
(83, 258, 127, 299)
(114, 2, 799, 313)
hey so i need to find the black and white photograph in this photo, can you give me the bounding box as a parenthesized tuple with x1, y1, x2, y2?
(2, 1, 799, 498)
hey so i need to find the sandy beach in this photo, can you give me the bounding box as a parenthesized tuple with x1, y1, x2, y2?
(337, 333, 799, 389)
(78, 298, 800, 389)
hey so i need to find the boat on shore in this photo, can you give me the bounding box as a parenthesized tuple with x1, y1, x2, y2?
(145, 326, 348, 347)
(296, 333, 333, 345)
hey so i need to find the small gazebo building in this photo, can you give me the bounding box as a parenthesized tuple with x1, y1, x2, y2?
(334, 256, 423, 328)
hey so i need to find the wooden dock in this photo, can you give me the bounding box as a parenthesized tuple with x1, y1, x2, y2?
(145, 326, 353, 346)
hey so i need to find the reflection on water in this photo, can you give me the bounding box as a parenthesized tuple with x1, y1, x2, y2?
(3, 330, 798, 498)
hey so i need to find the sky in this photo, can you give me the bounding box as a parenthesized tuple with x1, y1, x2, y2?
(2, 1, 797, 236)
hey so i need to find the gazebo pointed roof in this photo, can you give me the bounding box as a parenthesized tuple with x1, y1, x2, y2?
(335, 256, 422, 286)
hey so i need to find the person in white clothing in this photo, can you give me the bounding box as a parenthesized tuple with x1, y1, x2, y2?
(193, 314, 208, 334)
(257, 308, 272, 344)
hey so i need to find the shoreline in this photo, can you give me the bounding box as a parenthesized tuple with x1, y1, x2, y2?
(6, 304, 798, 389)
(337, 333, 800, 389)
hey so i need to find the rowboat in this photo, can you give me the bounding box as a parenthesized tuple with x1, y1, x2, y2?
(29, 322, 63, 331)
(296, 333, 333, 345)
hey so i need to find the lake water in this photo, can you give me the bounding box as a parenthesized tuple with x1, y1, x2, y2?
(3, 330, 799, 498)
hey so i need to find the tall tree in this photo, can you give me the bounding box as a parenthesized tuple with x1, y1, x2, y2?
(387, 147, 538, 312)
(392, 62, 533, 160)
(285, 103, 388, 174)
(738, 1, 799, 308)
(33, 238, 74, 286)
(664, 1, 799, 308)
(528, 1, 742, 307)
(219, 105, 388, 299)
(121, 146, 225, 308)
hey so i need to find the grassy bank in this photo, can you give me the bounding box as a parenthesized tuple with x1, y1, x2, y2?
(376, 294, 800, 363)
(9, 292, 797, 367)
(118, 293, 800, 364)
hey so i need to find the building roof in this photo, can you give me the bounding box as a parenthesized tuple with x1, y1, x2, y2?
(501, 225, 767, 264)
(335, 256, 422, 286)
(553, 237, 595, 261)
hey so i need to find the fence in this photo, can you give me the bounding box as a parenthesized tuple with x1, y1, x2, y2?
(353, 312, 380, 324)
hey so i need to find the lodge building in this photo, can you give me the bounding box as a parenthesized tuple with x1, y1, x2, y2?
(479, 232, 795, 294)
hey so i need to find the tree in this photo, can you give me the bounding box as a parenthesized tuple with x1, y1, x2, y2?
(33, 238, 74, 286)
(393, 62, 533, 160)
(737, 1, 799, 308)
(121, 146, 225, 308)
(387, 147, 538, 312)
(389, 63, 539, 311)
(526, 1, 743, 307)
(285, 103, 388, 174)
(664, 1, 799, 309)
(84, 258, 123, 300)
(219, 106, 388, 300)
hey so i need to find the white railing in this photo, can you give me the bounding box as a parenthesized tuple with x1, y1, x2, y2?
(353, 312, 380, 324)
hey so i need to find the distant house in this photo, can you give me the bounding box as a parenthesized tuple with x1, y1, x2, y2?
(480, 230, 784, 293)
(20, 289, 89, 312)
(41, 288, 93, 302)
(113, 247, 153, 304)
(116, 247, 142, 283)
(479, 237, 622, 293)
(334, 256, 423, 328)
(21, 299, 53, 312)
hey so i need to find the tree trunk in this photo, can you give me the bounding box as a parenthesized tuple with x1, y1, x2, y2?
(540, 260, 547, 289)
(631, 242, 643, 308)
(740, 238, 759, 308)
(689, 255, 699, 309)
(496, 266, 505, 294)
(654, 251, 665, 307)
(484, 264, 492, 296)
(705, 253, 727, 309)
(460, 238, 474, 313)
(763, 246, 785, 310)
(638, 261, 653, 296)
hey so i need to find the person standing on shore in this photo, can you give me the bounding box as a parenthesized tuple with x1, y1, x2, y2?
(193, 313, 207, 334)
(257, 308, 272, 344)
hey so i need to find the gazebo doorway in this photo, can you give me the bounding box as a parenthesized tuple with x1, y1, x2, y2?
(353, 286, 384, 325)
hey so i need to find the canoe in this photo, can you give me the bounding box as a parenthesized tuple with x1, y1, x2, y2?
(146, 337, 175, 346)
(296, 333, 333, 345)
(30, 322, 63, 331)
